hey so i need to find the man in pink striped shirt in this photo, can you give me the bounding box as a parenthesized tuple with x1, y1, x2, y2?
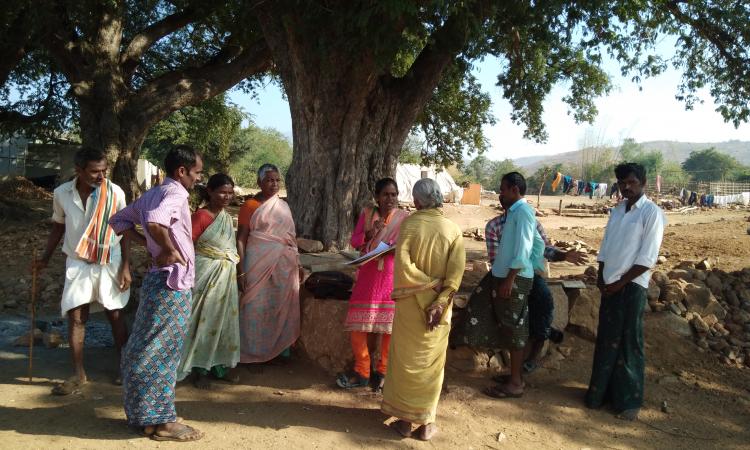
(109, 145, 203, 442)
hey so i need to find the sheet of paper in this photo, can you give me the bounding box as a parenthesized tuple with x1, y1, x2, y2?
(344, 241, 393, 266)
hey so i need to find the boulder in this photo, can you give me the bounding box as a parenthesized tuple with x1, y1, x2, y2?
(567, 287, 600, 342)
(702, 300, 727, 321)
(584, 266, 598, 279)
(651, 271, 668, 289)
(296, 238, 324, 253)
(705, 273, 723, 297)
(668, 269, 692, 281)
(683, 283, 716, 313)
(702, 314, 719, 328)
(660, 280, 687, 304)
(725, 289, 740, 307)
(296, 290, 352, 374)
(43, 331, 63, 349)
(447, 346, 491, 372)
(690, 316, 710, 334)
(653, 312, 693, 338)
(647, 279, 661, 302)
(472, 260, 491, 274)
(692, 270, 707, 282)
(548, 284, 569, 332)
(13, 328, 42, 347)
(696, 258, 713, 271)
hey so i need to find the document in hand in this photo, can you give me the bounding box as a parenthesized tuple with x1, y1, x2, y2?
(344, 241, 394, 267)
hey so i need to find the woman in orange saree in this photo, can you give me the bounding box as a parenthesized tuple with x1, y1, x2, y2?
(236, 164, 300, 363)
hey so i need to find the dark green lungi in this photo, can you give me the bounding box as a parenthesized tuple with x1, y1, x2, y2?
(585, 282, 647, 412)
(491, 275, 533, 351)
(451, 273, 533, 351)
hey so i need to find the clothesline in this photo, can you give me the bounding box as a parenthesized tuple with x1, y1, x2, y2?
(549, 172, 610, 199)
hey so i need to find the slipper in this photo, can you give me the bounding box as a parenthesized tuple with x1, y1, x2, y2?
(415, 423, 438, 441)
(616, 408, 640, 421)
(388, 420, 412, 438)
(335, 371, 369, 389)
(491, 374, 527, 386)
(151, 424, 203, 442)
(51, 377, 86, 396)
(491, 374, 511, 384)
(483, 384, 524, 399)
(522, 360, 538, 374)
(370, 371, 385, 393)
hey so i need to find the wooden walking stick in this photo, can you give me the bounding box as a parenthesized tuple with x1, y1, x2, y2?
(28, 249, 38, 382)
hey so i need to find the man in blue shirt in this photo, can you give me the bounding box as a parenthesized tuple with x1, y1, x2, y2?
(485, 172, 543, 399)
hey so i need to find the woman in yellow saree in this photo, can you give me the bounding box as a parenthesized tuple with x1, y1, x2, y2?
(381, 178, 465, 441)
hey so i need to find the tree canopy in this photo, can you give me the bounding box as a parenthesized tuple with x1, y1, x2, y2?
(682, 148, 742, 181)
(3, 0, 750, 245)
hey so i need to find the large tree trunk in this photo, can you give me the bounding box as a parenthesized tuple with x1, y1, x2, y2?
(285, 78, 409, 249)
(257, 6, 467, 249)
(76, 70, 149, 201)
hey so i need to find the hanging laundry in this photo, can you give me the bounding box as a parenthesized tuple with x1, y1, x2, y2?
(550, 172, 562, 192)
(699, 194, 706, 206)
(596, 183, 608, 198)
(688, 191, 697, 205)
(577, 180, 586, 196)
(609, 184, 619, 198)
(562, 175, 573, 193)
(588, 182, 597, 199)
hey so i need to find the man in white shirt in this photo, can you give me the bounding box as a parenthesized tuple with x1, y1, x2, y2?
(584, 162, 665, 421)
(33, 147, 131, 395)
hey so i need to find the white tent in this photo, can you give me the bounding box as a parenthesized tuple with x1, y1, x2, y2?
(395, 164, 463, 203)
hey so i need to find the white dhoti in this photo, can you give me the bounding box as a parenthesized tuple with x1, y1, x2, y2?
(60, 254, 130, 317)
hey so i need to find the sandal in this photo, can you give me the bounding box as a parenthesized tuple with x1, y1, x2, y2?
(415, 423, 438, 441)
(151, 423, 203, 442)
(388, 419, 412, 438)
(51, 377, 87, 396)
(483, 383, 524, 399)
(335, 371, 369, 389)
(371, 371, 385, 393)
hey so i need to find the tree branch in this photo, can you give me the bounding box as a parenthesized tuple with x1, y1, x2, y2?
(389, 2, 492, 132)
(0, 5, 34, 86)
(663, 1, 743, 65)
(43, 0, 88, 84)
(128, 38, 271, 130)
(120, 7, 200, 80)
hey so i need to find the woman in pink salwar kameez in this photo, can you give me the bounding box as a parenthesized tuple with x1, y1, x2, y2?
(237, 164, 300, 363)
(336, 178, 409, 391)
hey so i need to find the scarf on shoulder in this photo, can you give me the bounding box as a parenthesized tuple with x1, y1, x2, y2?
(75, 179, 119, 264)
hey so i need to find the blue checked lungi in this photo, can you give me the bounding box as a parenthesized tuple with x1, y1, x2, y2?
(122, 271, 191, 426)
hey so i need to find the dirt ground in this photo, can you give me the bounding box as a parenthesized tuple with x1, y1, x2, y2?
(1, 195, 750, 449)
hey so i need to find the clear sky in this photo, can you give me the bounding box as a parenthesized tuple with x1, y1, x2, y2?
(229, 54, 750, 162)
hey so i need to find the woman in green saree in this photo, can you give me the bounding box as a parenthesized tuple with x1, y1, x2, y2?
(177, 174, 241, 389)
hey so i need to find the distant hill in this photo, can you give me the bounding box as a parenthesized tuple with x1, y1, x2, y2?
(514, 140, 750, 172)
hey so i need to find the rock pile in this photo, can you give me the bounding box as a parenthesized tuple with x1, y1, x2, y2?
(462, 227, 486, 241)
(649, 259, 750, 368)
(0, 177, 53, 200)
(550, 239, 598, 256)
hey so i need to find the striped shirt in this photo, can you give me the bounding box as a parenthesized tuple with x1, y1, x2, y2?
(485, 212, 561, 265)
(109, 177, 195, 290)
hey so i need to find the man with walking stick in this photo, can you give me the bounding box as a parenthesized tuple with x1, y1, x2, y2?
(32, 147, 131, 395)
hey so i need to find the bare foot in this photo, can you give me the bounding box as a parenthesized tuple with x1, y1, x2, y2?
(218, 369, 240, 384)
(388, 419, 412, 437)
(415, 423, 438, 441)
(193, 371, 212, 390)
